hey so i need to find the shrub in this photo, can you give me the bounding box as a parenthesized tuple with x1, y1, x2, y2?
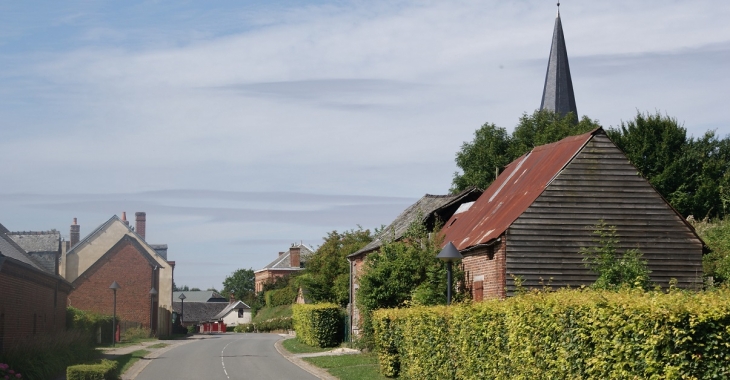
(234, 324, 255, 333)
(0, 363, 23, 379)
(255, 317, 292, 332)
(373, 288, 730, 379)
(66, 359, 118, 380)
(66, 307, 113, 345)
(292, 303, 343, 348)
(187, 325, 197, 334)
(265, 287, 297, 307)
(0, 330, 96, 380)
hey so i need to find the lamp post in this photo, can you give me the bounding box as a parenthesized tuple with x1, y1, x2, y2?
(437, 242, 463, 305)
(149, 287, 158, 335)
(109, 281, 121, 346)
(178, 293, 186, 327)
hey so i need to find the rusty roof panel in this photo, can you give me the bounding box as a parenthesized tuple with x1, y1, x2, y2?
(441, 129, 599, 251)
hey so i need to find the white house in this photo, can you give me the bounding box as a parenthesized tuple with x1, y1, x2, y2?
(212, 300, 252, 326)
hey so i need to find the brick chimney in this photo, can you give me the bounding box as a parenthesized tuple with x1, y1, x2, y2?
(121, 212, 129, 226)
(135, 212, 146, 240)
(70, 218, 80, 248)
(289, 246, 301, 268)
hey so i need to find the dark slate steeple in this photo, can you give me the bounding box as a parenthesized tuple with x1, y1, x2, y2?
(540, 4, 577, 120)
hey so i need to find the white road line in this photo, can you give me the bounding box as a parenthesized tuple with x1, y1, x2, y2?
(221, 341, 234, 379)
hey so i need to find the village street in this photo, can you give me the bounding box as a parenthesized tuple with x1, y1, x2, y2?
(133, 334, 318, 380)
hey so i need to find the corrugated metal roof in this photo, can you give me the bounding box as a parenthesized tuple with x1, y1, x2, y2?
(441, 129, 598, 251)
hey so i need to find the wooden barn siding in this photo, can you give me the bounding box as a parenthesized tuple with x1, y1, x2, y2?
(505, 133, 704, 294)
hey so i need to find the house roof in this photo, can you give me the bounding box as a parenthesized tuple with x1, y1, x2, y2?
(0, 224, 45, 271)
(173, 291, 227, 303)
(349, 187, 482, 258)
(173, 301, 229, 323)
(6, 230, 60, 254)
(441, 129, 597, 251)
(540, 7, 577, 119)
(256, 243, 314, 273)
(212, 301, 251, 321)
(71, 235, 161, 287)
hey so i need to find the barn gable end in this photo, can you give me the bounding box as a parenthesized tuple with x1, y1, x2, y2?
(505, 131, 704, 294)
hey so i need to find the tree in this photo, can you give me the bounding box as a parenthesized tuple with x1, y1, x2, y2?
(607, 111, 730, 219)
(299, 227, 373, 307)
(579, 220, 651, 290)
(452, 110, 600, 192)
(356, 217, 465, 346)
(222, 268, 256, 306)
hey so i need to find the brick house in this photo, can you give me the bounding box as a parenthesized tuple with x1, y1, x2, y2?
(440, 129, 705, 300)
(62, 212, 175, 336)
(0, 223, 72, 353)
(254, 244, 313, 293)
(347, 188, 482, 336)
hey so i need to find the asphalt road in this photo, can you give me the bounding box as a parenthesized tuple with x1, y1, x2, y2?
(135, 333, 319, 380)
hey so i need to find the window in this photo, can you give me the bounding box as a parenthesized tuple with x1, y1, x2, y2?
(238, 309, 244, 318)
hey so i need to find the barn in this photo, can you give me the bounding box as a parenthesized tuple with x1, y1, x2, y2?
(441, 128, 706, 300)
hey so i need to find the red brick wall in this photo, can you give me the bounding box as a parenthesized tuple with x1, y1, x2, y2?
(69, 240, 154, 327)
(0, 261, 71, 352)
(254, 269, 298, 293)
(462, 234, 507, 300)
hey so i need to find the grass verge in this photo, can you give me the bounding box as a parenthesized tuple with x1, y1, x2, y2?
(281, 338, 330, 354)
(108, 349, 150, 376)
(303, 353, 387, 380)
(147, 343, 169, 349)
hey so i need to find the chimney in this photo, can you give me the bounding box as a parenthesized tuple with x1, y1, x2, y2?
(70, 218, 80, 248)
(121, 212, 129, 226)
(289, 246, 301, 268)
(278, 251, 284, 256)
(229, 293, 235, 304)
(135, 212, 146, 240)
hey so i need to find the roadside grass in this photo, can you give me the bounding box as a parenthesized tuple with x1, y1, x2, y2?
(147, 343, 169, 349)
(108, 349, 150, 376)
(281, 338, 330, 354)
(303, 353, 387, 380)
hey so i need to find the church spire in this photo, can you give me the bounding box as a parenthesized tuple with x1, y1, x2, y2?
(540, 3, 578, 121)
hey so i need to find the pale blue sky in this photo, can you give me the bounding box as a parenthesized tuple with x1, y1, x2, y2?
(1, 0, 728, 289)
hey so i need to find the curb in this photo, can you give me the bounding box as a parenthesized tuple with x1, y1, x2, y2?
(274, 337, 338, 380)
(120, 339, 196, 380)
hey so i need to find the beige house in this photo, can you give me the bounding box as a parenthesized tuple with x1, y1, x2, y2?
(213, 301, 252, 327)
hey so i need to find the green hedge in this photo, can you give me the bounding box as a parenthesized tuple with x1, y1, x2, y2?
(66, 307, 114, 345)
(292, 303, 343, 348)
(265, 287, 297, 307)
(66, 359, 118, 380)
(373, 288, 730, 379)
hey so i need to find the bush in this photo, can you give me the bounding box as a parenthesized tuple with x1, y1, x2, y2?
(187, 325, 197, 334)
(66, 359, 118, 380)
(66, 307, 113, 345)
(234, 324, 255, 333)
(292, 303, 343, 348)
(265, 287, 297, 307)
(255, 317, 292, 332)
(226, 325, 235, 332)
(0, 330, 97, 380)
(373, 288, 730, 379)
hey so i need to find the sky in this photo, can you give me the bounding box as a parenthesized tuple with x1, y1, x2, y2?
(1, 0, 728, 290)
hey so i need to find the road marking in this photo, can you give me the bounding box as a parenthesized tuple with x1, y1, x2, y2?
(221, 340, 234, 379)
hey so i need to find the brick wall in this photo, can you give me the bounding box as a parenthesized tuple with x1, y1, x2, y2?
(69, 240, 154, 328)
(0, 260, 71, 352)
(254, 269, 298, 293)
(461, 234, 507, 300)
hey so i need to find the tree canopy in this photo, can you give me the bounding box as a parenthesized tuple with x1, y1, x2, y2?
(299, 227, 373, 307)
(222, 268, 256, 306)
(452, 110, 600, 192)
(607, 111, 730, 219)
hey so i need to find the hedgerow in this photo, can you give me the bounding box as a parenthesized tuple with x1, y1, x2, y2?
(373, 288, 730, 379)
(292, 303, 343, 348)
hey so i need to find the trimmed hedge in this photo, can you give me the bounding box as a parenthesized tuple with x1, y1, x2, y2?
(292, 303, 343, 348)
(265, 287, 297, 307)
(373, 288, 730, 379)
(66, 359, 118, 380)
(66, 307, 113, 345)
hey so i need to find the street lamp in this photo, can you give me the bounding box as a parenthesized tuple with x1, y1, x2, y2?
(437, 242, 463, 305)
(149, 287, 158, 335)
(178, 293, 186, 326)
(109, 281, 121, 346)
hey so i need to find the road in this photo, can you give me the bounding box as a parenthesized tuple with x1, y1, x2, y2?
(135, 333, 319, 380)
